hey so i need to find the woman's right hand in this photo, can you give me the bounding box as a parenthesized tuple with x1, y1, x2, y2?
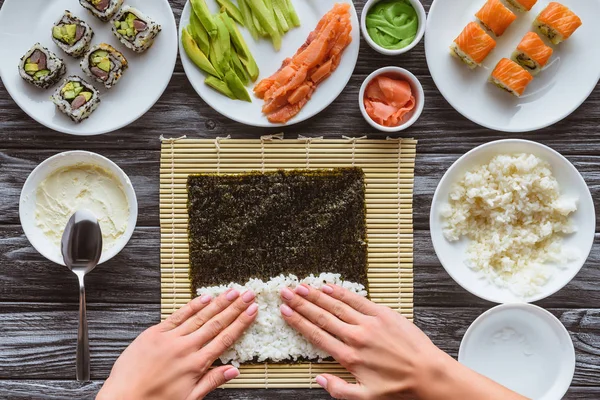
(279, 284, 527, 400)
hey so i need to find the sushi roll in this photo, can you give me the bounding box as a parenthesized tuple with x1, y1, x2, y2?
(80, 43, 128, 89)
(534, 2, 582, 45)
(475, 0, 517, 36)
(79, 0, 123, 22)
(112, 6, 162, 53)
(52, 11, 94, 58)
(52, 76, 100, 123)
(505, 0, 537, 12)
(450, 22, 497, 69)
(18, 44, 66, 89)
(489, 58, 533, 97)
(511, 32, 553, 75)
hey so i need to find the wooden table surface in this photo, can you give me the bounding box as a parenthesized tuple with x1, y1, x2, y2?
(1, 0, 599, 398)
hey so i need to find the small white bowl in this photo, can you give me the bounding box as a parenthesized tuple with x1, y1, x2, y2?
(19, 151, 138, 266)
(361, 0, 426, 56)
(430, 139, 595, 304)
(359, 66, 425, 132)
(459, 303, 575, 400)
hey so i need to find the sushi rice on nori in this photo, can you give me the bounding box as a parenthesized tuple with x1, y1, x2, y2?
(475, 0, 517, 37)
(112, 6, 161, 53)
(534, 2, 582, 45)
(490, 58, 534, 97)
(80, 43, 128, 89)
(52, 10, 94, 58)
(52, 76, 100, 123)
(511, 32, 553, 75)
(80, 0, 123, 22)
(19, 44, 66, 89)
(450, 22, 496, 69)
(505, 0, 537, 12)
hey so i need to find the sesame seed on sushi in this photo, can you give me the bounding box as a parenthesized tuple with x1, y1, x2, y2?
(80, 43, 128, 89)
(450, 22, 497, 69)
(489, 58, 534, 97)
(511, 32, 553, 75)
(52, 76, 101, 123)
(80, 0, 124, 22)
(112, 6, 162, 53)
(534, 2, 582, 45)
(52, 10, 94, 58)
(18, 43, 66, 90)
(475, 0, 517, 37)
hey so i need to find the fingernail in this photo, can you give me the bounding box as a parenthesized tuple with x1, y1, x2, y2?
(226, 290, 240, 301)
(242, 290, 255, 303)
(322, 285, 334, 295)
(316, 375, 328, 389)
(246, 303, 258, 316)
(280, 304, 294, 317)
(280, 287, 294, 301)
(295, 285, 309, 297)
(200, 294, 212, 304)
(224, 368, 240, 381)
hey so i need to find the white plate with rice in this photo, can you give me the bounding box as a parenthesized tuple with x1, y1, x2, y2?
(430, 139, 595, 304)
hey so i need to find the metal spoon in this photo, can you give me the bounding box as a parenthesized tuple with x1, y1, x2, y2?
(61, 210, 102, 382)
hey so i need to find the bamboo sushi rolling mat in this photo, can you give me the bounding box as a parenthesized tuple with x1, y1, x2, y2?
(160, 135, 417, 389)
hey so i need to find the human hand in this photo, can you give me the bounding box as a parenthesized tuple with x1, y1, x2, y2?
(97, 289, 258, 400)
(280, 284, 527, 400)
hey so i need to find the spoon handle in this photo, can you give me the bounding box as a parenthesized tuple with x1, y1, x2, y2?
(76, 275, 90, 381)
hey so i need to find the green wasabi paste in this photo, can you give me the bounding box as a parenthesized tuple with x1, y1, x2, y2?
(366, 0, 419, 50)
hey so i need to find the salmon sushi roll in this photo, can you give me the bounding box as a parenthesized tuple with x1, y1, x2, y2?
(505, 0, 537, 12)
(534, 2, 582, 44)
(511, 32, 553, 75)
(450, 22, 497, 69)
(475, 0, 517, 36)
(490, 58, 533, 97)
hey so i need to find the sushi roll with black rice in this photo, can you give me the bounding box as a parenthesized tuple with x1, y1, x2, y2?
(19, 44, 66, 89)
(112, 6, 161, 53)
(52, 76, 100, 123)
(80, 0, 123, 22)
(80, 43, 128, 89)
(52, 11, 94, 58)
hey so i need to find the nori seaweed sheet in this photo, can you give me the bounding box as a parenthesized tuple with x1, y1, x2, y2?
(187, 168, 368, 291)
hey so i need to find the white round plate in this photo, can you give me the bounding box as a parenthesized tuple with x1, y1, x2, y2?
(179, 0, 360, 127)
(425, 0, 600, 132)
(19, 151, 138, 266)
(0, 0, 178, 136)
(459, 304, 575, 400)
(430, 139, 595, 304)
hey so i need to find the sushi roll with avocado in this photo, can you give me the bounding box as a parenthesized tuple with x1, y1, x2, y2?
(18, 44, 66, 89)
(112, 6, 162, 53)
(79, 0, 123, 22)
(52, 10, 94, 58)
(80, 43, 128, 89)
(52, 76, 100, 123)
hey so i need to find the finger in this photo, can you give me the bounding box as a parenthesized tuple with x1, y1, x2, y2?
(198, 302, 259, 366)
(293, 285, 363, 324)
(280, 287, 354, 340)
(174, 289, 241, 336)
(186, 366, 239, 400)
(322, 284, 380, 317)
(316, 374, 364, 400)
(159, 294, 213, 332)
(280, 303, 348, 360)
(190, 290, 256, 347)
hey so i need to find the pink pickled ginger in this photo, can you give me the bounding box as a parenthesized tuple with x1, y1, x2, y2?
(364, 76, 415, 127)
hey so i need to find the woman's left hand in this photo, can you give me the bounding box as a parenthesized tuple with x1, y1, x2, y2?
(96, 289, 258, 400)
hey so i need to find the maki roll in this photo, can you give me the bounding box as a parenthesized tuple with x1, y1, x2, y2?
(489, 58, 533, 97)
(450, 22, 496, 69)
(475, 0, 517, 37)
(52, 76, 100, 123)
(52, 10, 94, 58)
(534, 2, 582, 45)
(511, 32, 553, 75)
(112, 6, 162, 53)
(18, 44, 66, 89)
(79, 0, 123, 22)
(80, 43, 128, 89)
(505, 0, 537, 12)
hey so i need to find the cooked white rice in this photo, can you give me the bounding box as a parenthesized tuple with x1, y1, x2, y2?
(197, 273, 367, 367)
(441, 154, 579, 298)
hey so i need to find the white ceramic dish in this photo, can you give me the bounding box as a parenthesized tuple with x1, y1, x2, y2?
(179, 0, 360, 127)
(430, 139, 595, 304)
(459, 303, 575, 400)
(360, 0, 426, 56)
(358, 66, 425, 132)
(0, 0, 178, 136)
(425, 0, 600, 133)
(19, 151, 138, 266)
